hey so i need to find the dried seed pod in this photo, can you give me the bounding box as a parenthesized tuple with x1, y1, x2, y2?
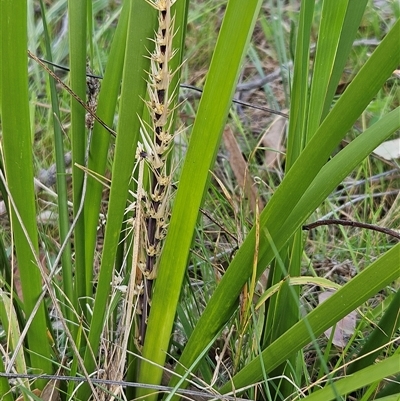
(85, 61, 100, 130)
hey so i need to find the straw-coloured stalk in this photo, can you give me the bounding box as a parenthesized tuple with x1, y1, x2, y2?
(137, 0, 179, 344)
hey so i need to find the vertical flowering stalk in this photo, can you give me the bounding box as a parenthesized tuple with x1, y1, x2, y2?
(137, 0, 178, 344)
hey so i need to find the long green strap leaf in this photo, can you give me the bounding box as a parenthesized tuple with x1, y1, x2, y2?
(321, 0, 369, 119)
(68, 0, 88, 302)
(286, 0, 314, 168)
(0, 0, 53, 386)
(306, 0, 349, 140)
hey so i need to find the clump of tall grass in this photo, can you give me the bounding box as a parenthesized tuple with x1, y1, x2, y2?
(0, 0, 399, 400)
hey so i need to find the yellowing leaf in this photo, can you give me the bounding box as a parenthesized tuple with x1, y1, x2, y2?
(255, 276, 341, 310)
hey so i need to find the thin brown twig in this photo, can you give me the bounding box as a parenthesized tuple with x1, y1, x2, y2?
(302, 219, 400, 240)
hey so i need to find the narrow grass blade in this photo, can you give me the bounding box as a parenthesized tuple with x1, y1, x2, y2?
(285, 0, 312, 165)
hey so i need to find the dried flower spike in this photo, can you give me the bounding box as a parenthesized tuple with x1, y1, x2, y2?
(136, 0, 180, 344)
(85, 61, 100, 130)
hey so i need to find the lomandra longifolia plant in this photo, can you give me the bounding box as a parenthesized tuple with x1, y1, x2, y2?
(0, 0, 399, 400)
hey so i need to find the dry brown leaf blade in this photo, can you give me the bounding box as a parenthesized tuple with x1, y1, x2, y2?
(223, 126, 263, 213)
(261, 113, 287, 168)
(40, 378, 61, 401)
